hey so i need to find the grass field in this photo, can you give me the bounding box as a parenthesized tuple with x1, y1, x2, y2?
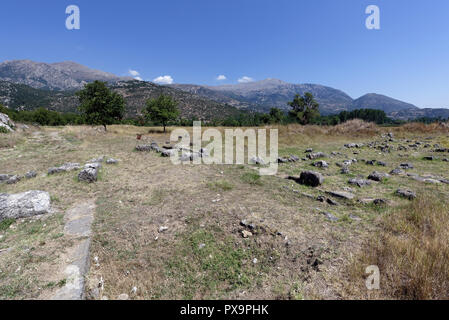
(1, 120, 448, 300)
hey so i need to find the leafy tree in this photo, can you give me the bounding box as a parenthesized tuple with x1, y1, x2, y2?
(288, 92, 320, 125)
(76, 81, 125, 131)
(269, 107, 284, 123)
(144, 95, 180, 132)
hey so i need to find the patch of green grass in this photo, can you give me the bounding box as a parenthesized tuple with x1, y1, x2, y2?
(241, 172, 263, 186)
(165, 229, 259, 299)
(0, 218, 15, 231)
(146, 189, 169, 206)
(207, 180, 234, 191)
(0, 127, 10, 134)
(45, 279, 67, 289)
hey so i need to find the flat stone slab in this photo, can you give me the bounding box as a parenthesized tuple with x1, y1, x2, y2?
(64, 201, 96, 237)
(52, 239, 91, 300)
(326, 191, 355, 200)
(52, 200, 96, 300)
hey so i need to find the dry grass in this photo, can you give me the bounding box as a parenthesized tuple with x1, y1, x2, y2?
(344, 194, 449, 300)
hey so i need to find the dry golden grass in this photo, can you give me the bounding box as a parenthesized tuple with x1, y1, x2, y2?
(344, 194, 449, 300)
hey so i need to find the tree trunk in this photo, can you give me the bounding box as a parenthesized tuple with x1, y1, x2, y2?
(163, 122, 166, 133)
(103, 124, 107, 132)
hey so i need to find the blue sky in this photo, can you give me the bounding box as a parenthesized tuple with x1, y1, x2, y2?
(1, 0, 448, 108)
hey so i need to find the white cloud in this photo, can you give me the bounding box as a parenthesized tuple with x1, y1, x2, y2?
(153, 75, 174, 85)
(128, 69, 144, 81)
(238, 76, 255, 83)
(216, 75, 227, 81)
(128, 69, 140, 77)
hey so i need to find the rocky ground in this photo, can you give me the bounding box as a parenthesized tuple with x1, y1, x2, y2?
(1, 121, 448, 300)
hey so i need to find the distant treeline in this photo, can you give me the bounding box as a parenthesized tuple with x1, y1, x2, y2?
(1, 104, 446, 128)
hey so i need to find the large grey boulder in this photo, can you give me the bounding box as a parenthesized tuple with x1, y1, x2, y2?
(0, 112, 15, 132)
(78, 163, 101, 183)
(290, 171, 324, 187)
(0, 191, 51, 221)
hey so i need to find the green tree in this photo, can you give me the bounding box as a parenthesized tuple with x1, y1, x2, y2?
(76, 81, 125, 131)
(269, 107, 284, 124)
(144, 95, 180, 132)
(288, 92, 320, 125)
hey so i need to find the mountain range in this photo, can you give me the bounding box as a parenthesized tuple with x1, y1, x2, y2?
(1, 59, 448, 120)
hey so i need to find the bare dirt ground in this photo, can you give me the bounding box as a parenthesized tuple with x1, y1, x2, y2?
(1, 122, 449, 300)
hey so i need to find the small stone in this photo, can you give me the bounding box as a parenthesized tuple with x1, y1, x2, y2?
(399, 163, 414, 170)
(368, 171, 390, 182)
(396, 189, 416, 200)
(117, 294, 129, 300)
(390, 168, 404, 175)
(6, 175, 21, 185)
(25, 171, 37, 179)
(313, 160, 328, 168)
(158, 226, 168, 233)
(307, 152, 327, 160)
(241, 230, 253, 238)
(250, 156, 265, 165)
(106, 158, 118, 164)
(348, 178, 372, 187)
(340, 167, 350, 174)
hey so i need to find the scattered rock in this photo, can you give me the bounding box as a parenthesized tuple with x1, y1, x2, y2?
(48, 163, 81, 175)
(313, 160, 328, 168)
(135, 145, 153, 152)
(0, 112, 14, 132)
(305, 148, 313, 153)
(424, 156, 437, 161)
(368, 171, 390, 182)
(399, 163, 414, 170)
(396, 189, 417, 200)
(161, 149, 177, 157)
(6, 175, 22, 185)
(390, 168, 404, 175)
(117, 294, 129, 300)
(340, 167, 350, 174)
(88, 156, 105, 163)
(319, 211, 339, 222)
(277, 157, 289, 164)
(241, 230, 253, 238)
(326, 191, 355, 200)
(250, 156, 265, 165)
(25, 171, 37, 179)
(0, 191, 51, 221)
(0, 174, 13, 183)
(373, 199, 388, 206)
(348, 178, 372, 187)
(158, 226, 169, 233)
(307, 152, 327, 160)
(78, 163, 101, 183)
(106, 158, 118, 164)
